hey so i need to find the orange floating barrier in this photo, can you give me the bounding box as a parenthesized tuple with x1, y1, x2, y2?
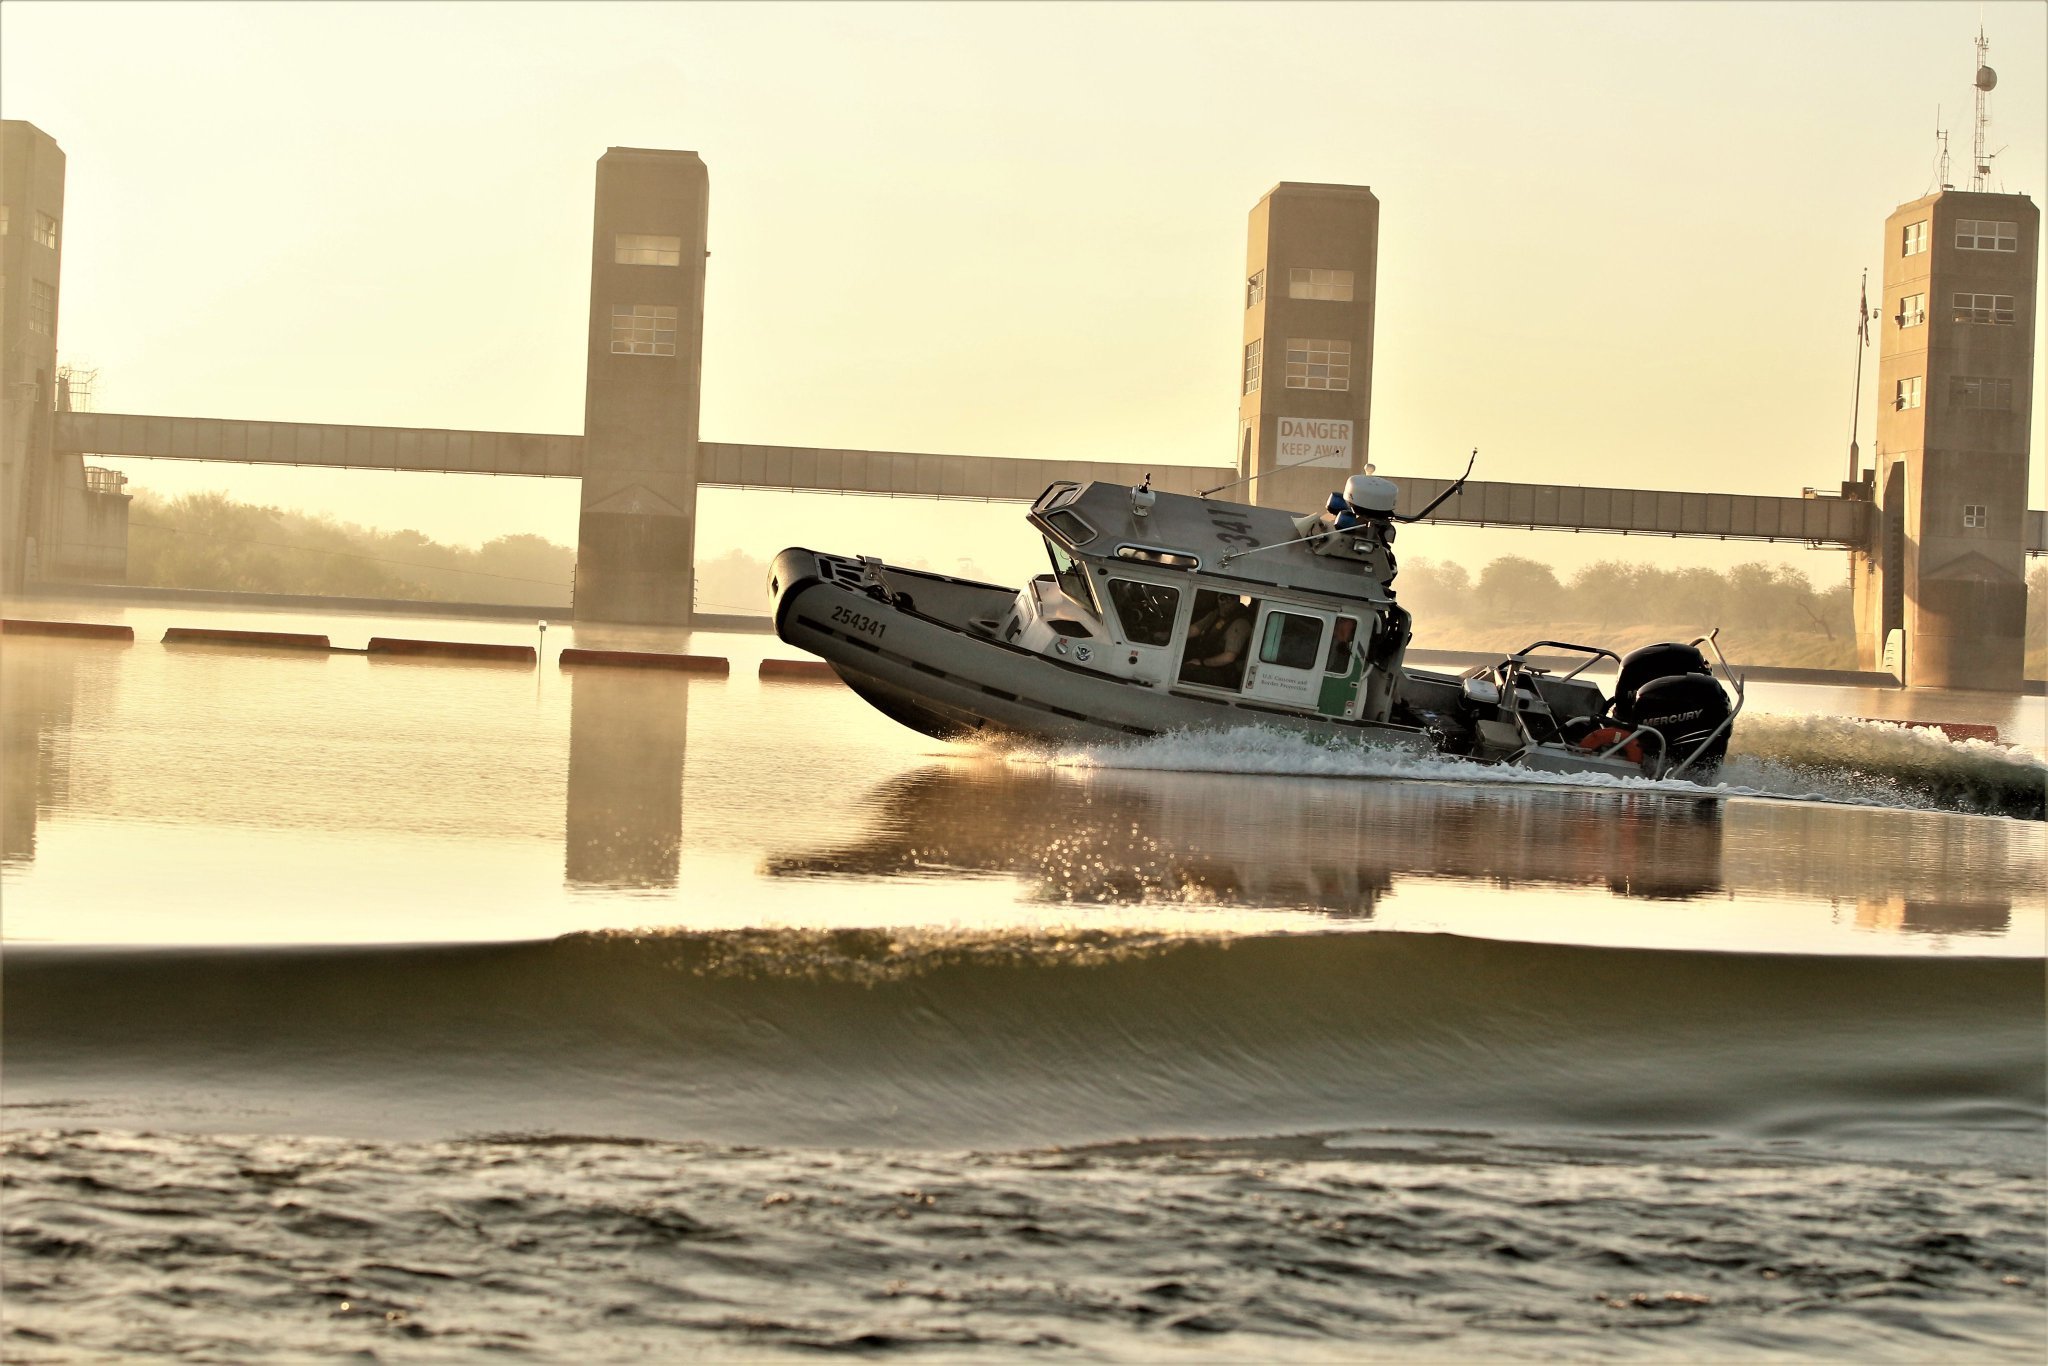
(558, 648, 729, 674)
(163, 627, 332, 651)
(366, 637, 536, 665)
(759, 658, 838, 680)
(1, 619, 134, 641)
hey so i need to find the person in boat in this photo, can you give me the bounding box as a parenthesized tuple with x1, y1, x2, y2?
(1178, 594, 1255, 688)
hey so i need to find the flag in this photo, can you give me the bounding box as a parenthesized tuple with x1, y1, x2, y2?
(1858, 270, 1870, 346)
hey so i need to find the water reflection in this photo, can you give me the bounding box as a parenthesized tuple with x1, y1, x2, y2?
(564, 668, 690, 890)
(1, 640, 107, 865)
(765, 765, 2030, 934)
(765, 767, 1727, 913)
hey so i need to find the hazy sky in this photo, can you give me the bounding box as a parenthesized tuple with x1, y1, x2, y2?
(4, 0, 2044, 591)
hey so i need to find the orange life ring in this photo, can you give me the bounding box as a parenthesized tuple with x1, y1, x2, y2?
(1575, 726, 1642, 764)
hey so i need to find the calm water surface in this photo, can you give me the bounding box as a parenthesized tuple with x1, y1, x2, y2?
(3, 596, 2043, 1360)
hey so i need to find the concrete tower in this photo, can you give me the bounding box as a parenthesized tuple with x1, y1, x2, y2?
(1236, 182, 1380, 513)
(1857, 189, 2038, 688)
(0, 121, 65, 592)
(573, 148, 710, 625)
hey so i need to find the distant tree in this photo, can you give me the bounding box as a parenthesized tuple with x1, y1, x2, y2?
(1473, 555, 1562, 624)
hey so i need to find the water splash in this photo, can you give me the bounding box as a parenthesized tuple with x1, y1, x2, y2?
(994, 716, 2046, 820)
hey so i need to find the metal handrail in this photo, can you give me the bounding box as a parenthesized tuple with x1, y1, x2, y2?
(1668, 629, 1746, 779)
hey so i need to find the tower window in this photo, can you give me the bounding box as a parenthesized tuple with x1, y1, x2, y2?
(1288, 268, 1354, 301)
(1948, 375, 2011, 411)
(1894, 375, 1922, 410)
(33, 212, 57, 249)
(610, 304, 677, 355)
(1246, 271, 1265, 308)
(1953, 292, 2015, 325)
(1961, 504, 1987, 530)
(1243, 338, 1262, 394)
(28, 279, 54, 335)
(1285, 338, 1350, 390)
(1954, 219, 2016, 252)
(615, 233, 682, 266)
(1896, 293, 1925, 327)
(1900, 221, 1927, 255)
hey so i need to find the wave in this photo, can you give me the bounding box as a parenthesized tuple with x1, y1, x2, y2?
(6, 930, 2039, 1152)
(995, 715, 2048, 820)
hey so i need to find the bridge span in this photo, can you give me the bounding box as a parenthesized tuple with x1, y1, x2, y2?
(57, 410, 1882, 548)
(6, 121, 2038, 687)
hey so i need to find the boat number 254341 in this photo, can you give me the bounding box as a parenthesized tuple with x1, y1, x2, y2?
(831, 605, 887, 639)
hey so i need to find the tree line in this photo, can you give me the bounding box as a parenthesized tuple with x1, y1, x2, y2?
(113, 490, 2046, 673)
(124, 491, 575, 606)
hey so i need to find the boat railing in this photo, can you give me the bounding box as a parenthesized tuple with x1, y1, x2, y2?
(1667, 630, 1745, 780)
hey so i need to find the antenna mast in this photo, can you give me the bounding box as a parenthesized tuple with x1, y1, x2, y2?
(1970, 28, 1998, 189)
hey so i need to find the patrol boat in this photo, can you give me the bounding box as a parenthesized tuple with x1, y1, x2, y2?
(767, 472, 1742, 781)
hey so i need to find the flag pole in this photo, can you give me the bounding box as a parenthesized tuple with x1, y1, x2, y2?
(1846, 269, 1869, 488)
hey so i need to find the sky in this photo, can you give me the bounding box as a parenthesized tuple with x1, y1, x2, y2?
(4, 0, 2044, 592)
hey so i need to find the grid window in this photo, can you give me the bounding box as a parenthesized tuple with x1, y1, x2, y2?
(1246, 270, 1264, 307)
(1948, 375, 2012, 411)
(610, 303, 677, 355)
(615, 233, 682, 266)
(1284, 337, 1350, 391)
(1895, 375, 1922, 410)
(1954, 219, 2017, 252)
(1962, 503, 1988, 530)
(1896, 293, 1925, 327)
(1243, 339, 1263, 394)
(28, 279, 54, 334)
(1953, 292, 2015, 325)
(1900, 221, 1927, 255)
(33, 211, 57, 249)
(1288, 268, 1354, 301)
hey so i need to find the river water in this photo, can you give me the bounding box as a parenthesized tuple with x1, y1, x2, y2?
(3, 595, 2044, 1361)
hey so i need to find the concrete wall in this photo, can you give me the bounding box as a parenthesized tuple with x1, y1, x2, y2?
(0, 120, 65, 591)
(1865, 189, 2038, 689)
(573, 148, 710, 625)
(1238, 183, 1379, 513)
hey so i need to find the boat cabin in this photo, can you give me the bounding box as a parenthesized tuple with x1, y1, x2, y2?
(991, 480, 1413, 724)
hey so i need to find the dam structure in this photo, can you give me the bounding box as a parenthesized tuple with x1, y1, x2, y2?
(2, 118, 2041, 688)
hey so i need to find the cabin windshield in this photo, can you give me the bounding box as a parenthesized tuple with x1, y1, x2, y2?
(1045, 539, 1099, 617)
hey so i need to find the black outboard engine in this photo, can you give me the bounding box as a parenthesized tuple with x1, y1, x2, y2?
(1610, 642, 1731, 774)
(1610, 642, 1711, 725)
(1630, 673, 1733, 774)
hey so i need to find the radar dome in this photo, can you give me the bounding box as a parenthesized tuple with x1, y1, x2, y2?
(1975, 65, 1997, 91)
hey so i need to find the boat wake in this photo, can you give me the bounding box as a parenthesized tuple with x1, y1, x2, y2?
(996, 714, 2048, 820)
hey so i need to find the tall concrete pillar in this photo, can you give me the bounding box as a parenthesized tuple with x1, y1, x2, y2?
(1865, 189, 2037, 690)
(1236, 182, 1380, 513)
(0, 121, 65, 594)
(573, 148, 709, 625)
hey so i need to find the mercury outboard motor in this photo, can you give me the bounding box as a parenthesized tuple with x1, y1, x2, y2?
(1630, 672, 1733, 775)
(1610, 642, 1712, 725)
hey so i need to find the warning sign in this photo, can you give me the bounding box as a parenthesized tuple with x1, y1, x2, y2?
(1275, 417, 1352, 469)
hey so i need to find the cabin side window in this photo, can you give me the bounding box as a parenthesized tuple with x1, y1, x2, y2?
(1106, 579, 1180, 647)
(1045, 539, 1100, 616)
(1258, 611, 1324, 671)
(1325, 616, 1361, 672)
(1177, 589, 1259, 690)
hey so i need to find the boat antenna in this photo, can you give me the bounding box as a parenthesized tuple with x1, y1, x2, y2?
(1389, 447, 1477, 524)
(1216, 449, 1479, 565)
(1201, 448, 1366, 498)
